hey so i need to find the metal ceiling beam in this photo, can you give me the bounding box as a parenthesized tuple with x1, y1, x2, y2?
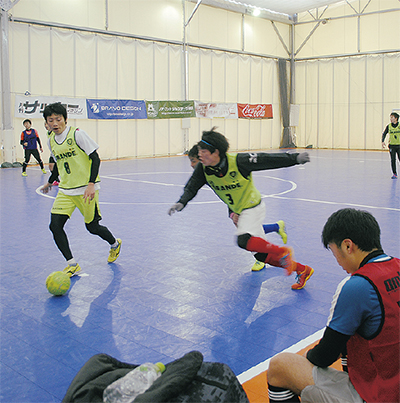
(296, 6, 400, 25)
(188, 0, 293, 24)
(271, 21, 290, 56)
(295, 21, 322, 56)
(0, 0, 21, 12)
(185, 0, 203, 27)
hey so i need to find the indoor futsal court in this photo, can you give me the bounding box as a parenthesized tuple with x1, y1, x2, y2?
(0, 149, 399, 402)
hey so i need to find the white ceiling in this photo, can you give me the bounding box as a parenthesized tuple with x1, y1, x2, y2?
(192, 0, 348, 17)
(233, 0, 346, 15)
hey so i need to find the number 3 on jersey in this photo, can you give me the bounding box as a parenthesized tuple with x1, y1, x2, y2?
(226, 193, 234, 205)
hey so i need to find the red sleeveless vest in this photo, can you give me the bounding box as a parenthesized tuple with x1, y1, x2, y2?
(347, 258, 400, 403)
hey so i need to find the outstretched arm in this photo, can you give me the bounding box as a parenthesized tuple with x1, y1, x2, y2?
(168, 163, 207, 215)
(236, 151, 310, 177)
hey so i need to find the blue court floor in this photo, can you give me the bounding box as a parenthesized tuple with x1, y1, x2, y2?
(0, 149, 399, 402)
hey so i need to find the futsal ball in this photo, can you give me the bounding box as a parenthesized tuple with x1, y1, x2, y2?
(46, 271, 71, 296)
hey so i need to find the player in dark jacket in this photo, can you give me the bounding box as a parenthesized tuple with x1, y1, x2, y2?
(20, 119, 46, 176)
(169, 127, 313, 290)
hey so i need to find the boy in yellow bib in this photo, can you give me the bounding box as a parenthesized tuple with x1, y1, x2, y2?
(381, 112, 400, 179)
(41, 103, 121, 276)
(169, 128, 313, 290)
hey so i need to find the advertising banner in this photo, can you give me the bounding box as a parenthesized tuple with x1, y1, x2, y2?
(195, 102, 238, 119)
(15, 95, 87, 119)
(146, 100, 195, 119)
(87, 99, 147, 119)
(237, 103, 273, 119)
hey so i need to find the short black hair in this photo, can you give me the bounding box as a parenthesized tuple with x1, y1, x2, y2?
(198, 127, 229, 158)
(43, 103, 68, 121)
(391, 112, 399, 121)
(322, 208, 382, 252)
(23, 119, 32, 125)
(188, 145, 199, 159)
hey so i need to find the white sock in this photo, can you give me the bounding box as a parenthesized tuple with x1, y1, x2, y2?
(67, 258, 77, 266)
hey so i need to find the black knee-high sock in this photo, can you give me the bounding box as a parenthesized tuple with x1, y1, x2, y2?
(268, 384, 300, 402)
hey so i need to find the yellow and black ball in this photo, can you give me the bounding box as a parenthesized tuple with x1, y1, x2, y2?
(46, 271, 71, 296)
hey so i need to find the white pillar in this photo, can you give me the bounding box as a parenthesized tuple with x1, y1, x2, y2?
(1, 8, 16, 163)
(1, 129, 16, 163)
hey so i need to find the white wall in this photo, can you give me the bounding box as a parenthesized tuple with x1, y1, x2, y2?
(4, 0, 288, 163)
(294, 53, 400, 149)
(2, 0, 399, 163)
(295, 0, 400, 57)
(293, 0, 400, 149)
(8, 22, 282, 162)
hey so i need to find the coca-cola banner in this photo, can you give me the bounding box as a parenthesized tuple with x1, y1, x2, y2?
(237, 103, 273, 119)
(195, 102, 238, 119)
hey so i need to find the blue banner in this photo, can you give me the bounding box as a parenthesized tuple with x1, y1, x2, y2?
(86, 99, 147, 119)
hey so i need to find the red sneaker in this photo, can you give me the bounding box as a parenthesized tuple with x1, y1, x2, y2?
(292, 266, 314, 290)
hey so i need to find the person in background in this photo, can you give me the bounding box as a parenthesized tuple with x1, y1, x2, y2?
(381, 111, 400, 179)
(170, 128, 313, 290)
(20, 119, 46, 177)
(267, 208, 399, 403)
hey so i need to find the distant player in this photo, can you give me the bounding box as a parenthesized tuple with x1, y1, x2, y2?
(41, 103, 121, 276)
(381, 111, 400, 179)
(170, 128, 313, 290)
(20, 119, 46, 176)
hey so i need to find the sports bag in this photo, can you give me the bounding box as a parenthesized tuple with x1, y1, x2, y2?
(63, 350, 249, 403)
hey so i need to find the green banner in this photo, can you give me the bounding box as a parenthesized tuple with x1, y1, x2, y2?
(146, 100, 195, 119)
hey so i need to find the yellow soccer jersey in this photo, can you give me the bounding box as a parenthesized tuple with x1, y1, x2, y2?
(389, 123, 400, 145)
(204, 153, 261, 214)
(50, 127, 100, 191)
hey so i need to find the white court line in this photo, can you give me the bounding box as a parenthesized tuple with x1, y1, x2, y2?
(237, 328, 325, 384)
(99, 172, 399, 211)
(101, 175, 181, 187)
(103, 171, 190, 176)
(268, 195, 400, 212)
(35, 185, 56, 199)
(35, 174, 298, 203)
(35, 172, 399, 212)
